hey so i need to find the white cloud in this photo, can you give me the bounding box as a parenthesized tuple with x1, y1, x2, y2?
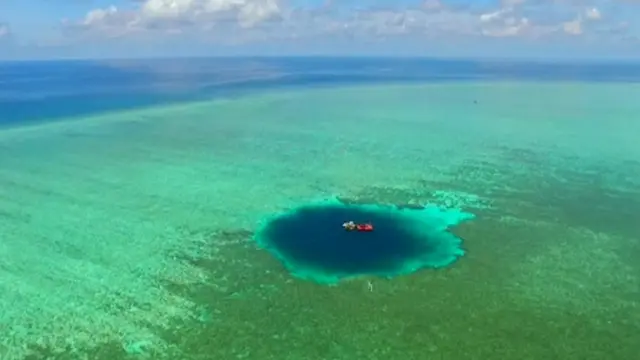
(136, 0, 283, 28)
(83, 6, 120, 26)
(480, 9, 510, 23)
(563, 18, 583, 34)
(477, 2, 559, 38)
(60, 0, 622, 45)
(558, 6, 602, 36)
(141, 0, 194, 18)
(483, 18, 529, 37)
(70, 0, 283, 37)
(584, 7, 601, 20)
(0, 23, 10, 38)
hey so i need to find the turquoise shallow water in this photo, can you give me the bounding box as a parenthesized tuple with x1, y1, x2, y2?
(0, 79, 639, 359)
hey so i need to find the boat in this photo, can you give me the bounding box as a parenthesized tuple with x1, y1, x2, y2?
(343, 221, 374, 232)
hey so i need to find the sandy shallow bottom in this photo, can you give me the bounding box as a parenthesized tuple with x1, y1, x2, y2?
(0, 83, 638, 359)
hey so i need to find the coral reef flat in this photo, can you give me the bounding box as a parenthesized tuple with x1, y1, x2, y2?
(0, 82, 638, 359)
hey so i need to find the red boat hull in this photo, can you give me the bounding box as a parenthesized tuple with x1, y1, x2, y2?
(356, 224, 374, 232)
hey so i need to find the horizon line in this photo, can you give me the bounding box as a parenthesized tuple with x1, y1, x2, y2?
(1, 54, 640, 65)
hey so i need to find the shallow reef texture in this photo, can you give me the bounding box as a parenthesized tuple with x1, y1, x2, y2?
(0, 83, 639, 359)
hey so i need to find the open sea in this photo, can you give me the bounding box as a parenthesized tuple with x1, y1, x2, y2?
(0, 57, 639, 360)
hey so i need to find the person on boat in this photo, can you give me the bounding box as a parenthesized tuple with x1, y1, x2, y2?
(342, 221, 357, 231)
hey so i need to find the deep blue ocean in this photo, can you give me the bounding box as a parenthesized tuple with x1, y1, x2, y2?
(1, 57, 640, 127)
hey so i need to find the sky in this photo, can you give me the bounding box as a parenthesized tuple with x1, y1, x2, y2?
(0, 0, 638, 60)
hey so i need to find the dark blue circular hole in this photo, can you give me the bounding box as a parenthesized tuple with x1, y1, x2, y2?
(254, 198, 474, 284)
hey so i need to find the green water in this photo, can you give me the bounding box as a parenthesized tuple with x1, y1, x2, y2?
(0, 83, 638, 359)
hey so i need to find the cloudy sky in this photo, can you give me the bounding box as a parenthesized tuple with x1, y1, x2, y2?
(0, 0, 638, 60)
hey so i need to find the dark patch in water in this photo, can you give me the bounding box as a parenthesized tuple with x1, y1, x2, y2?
(254, 197, 474, 284)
